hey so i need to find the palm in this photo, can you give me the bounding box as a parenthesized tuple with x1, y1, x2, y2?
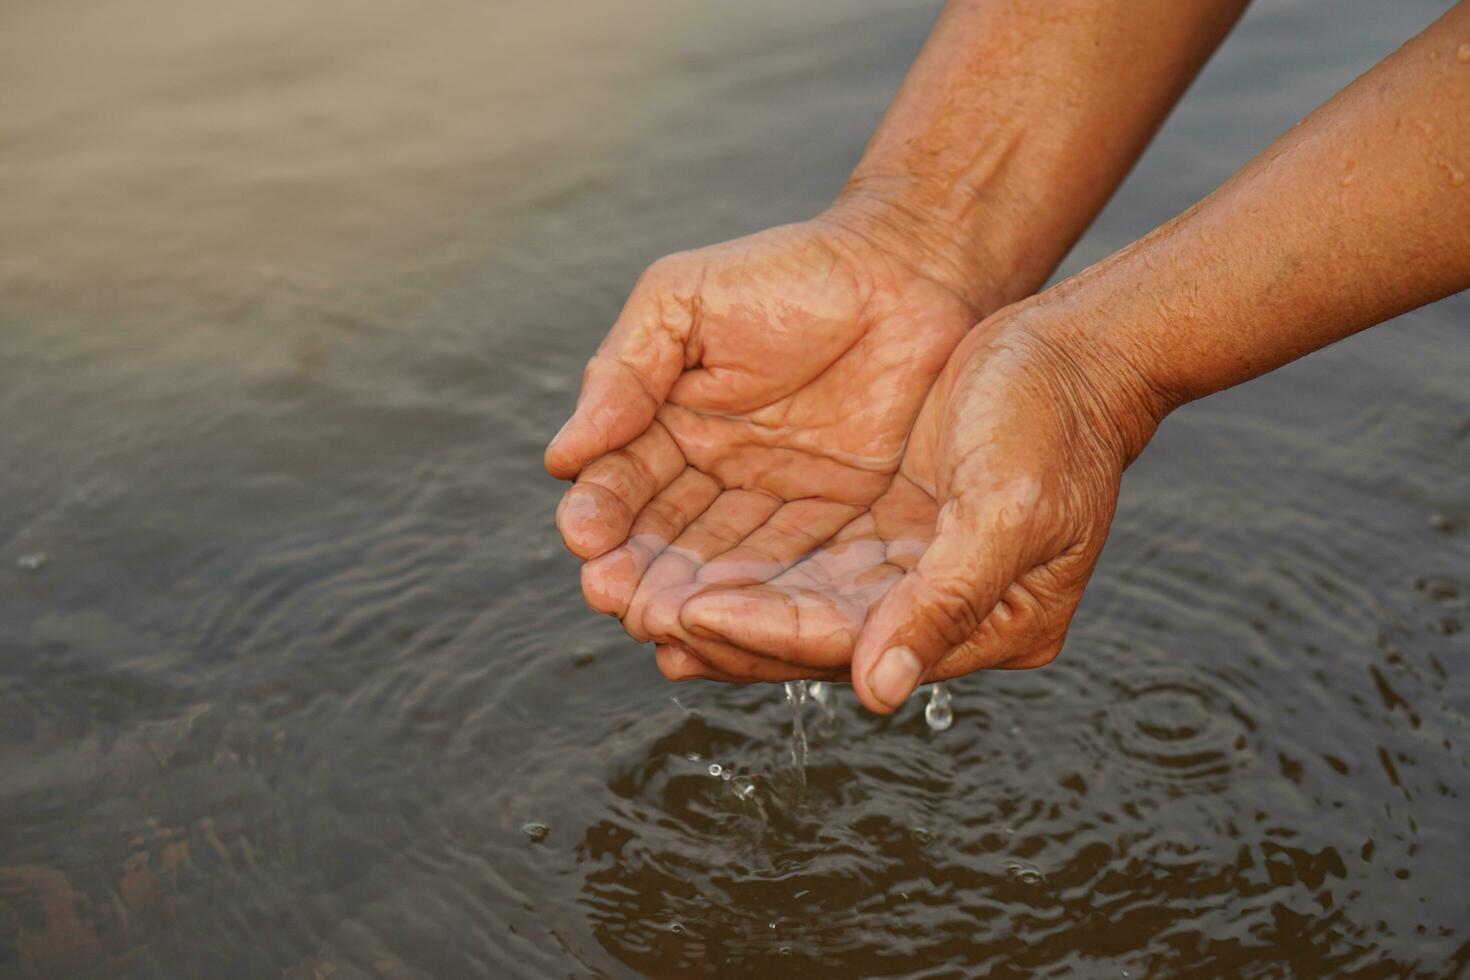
(546, 220, 974, 644)
(668, 318, 1127, 685)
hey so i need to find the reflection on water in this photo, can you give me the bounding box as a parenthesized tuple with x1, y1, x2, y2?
(1, 0, 1467, 976)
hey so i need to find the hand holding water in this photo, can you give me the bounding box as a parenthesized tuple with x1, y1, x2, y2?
(548, 0, 1470, 713)
(544, 213, 983, 672)
(656, 0, 1470, 709)
(670, 309, 1158, 712)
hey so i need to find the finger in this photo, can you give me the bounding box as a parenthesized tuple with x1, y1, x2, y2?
(580, 469, 720, 616)
(926, 633, 1066, 681)
(556, 421, 686, 559)
(850, 499, 1022, 715)
(648, 580, 851, 683)
(670, 631, 850, 683)
(654, 644, 747, 683)
(695, 499, 862, 587)
(545, 275, 690, 480)
(682, 560, 901, 668)
(920, 562, 1088, 680)
(623, 489, 783, 641)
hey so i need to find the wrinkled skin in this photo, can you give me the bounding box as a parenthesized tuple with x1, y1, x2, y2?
(545, 217, 981, 657)
(662, 309, 1164, 714)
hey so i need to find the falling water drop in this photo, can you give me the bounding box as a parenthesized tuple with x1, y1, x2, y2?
(785, 681, 809, 782)
(808, 680, 836, 721)
(925, 682, 954, 732)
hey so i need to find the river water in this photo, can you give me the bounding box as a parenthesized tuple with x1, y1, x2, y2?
(2, 0, 1467, 976)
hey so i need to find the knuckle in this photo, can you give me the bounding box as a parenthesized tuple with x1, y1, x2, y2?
(916, 576, 985, 649)
(1006, 632, 1067, 670)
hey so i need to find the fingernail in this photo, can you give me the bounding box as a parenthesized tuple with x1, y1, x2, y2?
(548, 418, 572, 450)
(869, 646, 922, 709)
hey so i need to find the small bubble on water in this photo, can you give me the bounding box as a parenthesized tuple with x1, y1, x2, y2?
(1006, 862, 1045, 886)
(16, 553, 47, 572)
(669, 922, 685, 934)
(768, 922, 777, 930)
(733, 776, 756, 800)
(708, 763, 722, 778)
(925, 683, 953, 732)
(779, 946, 793, 957)
(685, 751, 702, 762)
(521, 822, 549, 844)
(721, 770, 732, 782)
(910, 827, 934, 846)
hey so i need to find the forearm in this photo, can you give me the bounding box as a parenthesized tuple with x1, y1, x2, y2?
(1043, 2, 1470, 435)
(828, 0, 1250, 312)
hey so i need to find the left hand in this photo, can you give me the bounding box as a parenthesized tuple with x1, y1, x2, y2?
(545, 209, 989, 665)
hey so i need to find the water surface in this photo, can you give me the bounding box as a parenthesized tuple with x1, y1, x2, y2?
(2, 0, 1467, 976)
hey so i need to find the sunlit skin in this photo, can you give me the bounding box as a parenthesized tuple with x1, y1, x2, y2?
(544, 217, 978, 642)
(547, 0, 1247, 644)
(659, 312, 1142, 691)
(549, 0, 1470, 713)
(661, 2, 1470, 713)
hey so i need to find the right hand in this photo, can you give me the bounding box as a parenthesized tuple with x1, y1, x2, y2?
(544, 206, 993, 668)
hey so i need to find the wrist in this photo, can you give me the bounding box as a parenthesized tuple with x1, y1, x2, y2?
(1006, 293, 1176, 467)
(819, 179, 1031, 317)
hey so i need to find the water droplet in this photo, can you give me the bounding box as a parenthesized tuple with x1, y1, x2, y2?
(925, 683, 953, 732)
(707, 763, 722, 778)
(733, 776, 756, 800)
(779, 946, 793, 957)
(669, 922, 685, 934)
(685, 751, 702, 762)
(768, 922, 777, 930)
(16, 553, 47, 572)
(521, 822, 549, 844)
(571, 646, 595, 667)
(721, 770, 732, 782)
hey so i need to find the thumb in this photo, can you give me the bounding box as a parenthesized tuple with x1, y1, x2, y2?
(544, 284, 689, 480)
(850, 499, 1020, 715)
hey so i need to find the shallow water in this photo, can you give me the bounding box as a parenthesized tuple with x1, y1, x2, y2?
(2, 0, 1468, 976)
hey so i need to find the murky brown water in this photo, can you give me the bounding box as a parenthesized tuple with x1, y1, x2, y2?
(2, 0, 1468, 976)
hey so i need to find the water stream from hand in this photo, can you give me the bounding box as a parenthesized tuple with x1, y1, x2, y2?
(783, 680, 809, 784)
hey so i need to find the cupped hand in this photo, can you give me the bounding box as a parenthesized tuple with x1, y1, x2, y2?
(668, 306, 1168, 712)
(545, 210, 985, 652)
